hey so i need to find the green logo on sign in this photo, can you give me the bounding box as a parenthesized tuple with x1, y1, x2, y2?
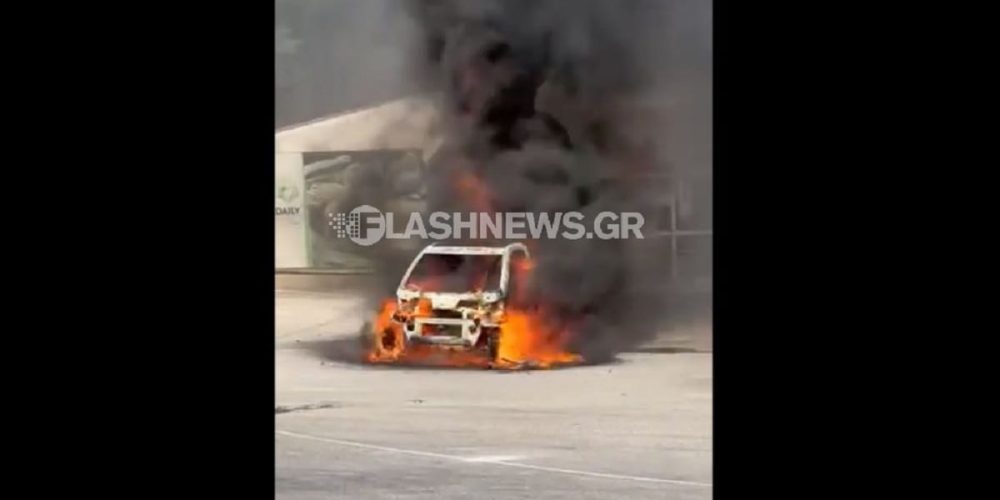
(276, 182, 300, 203)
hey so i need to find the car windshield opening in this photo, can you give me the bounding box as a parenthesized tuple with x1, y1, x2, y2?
(405, 253, 503, 293)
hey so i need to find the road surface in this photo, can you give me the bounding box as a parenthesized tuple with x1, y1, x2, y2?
(276, 289, 712, 499)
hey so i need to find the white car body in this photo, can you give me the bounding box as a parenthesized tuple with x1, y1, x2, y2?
(393, 243, 530, 350)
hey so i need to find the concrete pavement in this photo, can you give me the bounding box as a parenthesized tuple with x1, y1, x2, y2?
(275, 289, 712, 499)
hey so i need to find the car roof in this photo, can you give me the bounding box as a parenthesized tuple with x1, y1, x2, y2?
(422, 244, 525, 255)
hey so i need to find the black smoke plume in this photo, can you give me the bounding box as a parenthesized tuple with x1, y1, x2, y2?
(345, 0, 692, 361)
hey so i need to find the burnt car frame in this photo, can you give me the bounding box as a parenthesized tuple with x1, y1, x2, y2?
(386, 242, 529, 359)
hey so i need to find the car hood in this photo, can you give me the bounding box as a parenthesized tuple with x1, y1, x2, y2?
(396, 290, 501, 308)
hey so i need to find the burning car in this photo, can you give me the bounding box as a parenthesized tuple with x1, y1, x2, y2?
(369, 243, 528, 362)
(366, 241, 584, 369)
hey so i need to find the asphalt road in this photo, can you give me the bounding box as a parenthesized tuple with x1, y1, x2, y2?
(276, 289, 713, 499)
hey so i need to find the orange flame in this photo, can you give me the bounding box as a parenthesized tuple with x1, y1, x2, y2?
(496, 309, 582, 368)
(365, 299, 405, 362)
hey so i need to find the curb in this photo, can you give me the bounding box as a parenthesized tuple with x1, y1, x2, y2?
(276, 268, 374, 275)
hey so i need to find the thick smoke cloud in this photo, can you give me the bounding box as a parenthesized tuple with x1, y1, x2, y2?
(321, 0, 711, 361)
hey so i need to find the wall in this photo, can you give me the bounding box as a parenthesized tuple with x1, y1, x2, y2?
(275, 96, 442, 269)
